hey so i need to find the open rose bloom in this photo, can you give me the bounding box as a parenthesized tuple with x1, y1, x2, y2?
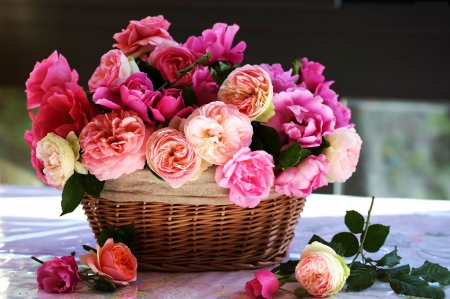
(24, 14, 362, 211)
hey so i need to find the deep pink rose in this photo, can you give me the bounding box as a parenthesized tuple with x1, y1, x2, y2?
(315, 81, 352, 129)
(274, 154, 329, 198)
(26, 51, 79, 109)
(299, 57, 325, 92)
(113, 15, 173, 58)
(260, 63, 299, 93)
(79, 110, 151, 181)
(148, 42, 200, 86)
(79, 238, 137, 285)
(24, 130, 46, 183)
(36, 256, 81, 293)
(215, 147, 274, 208)
(245, 269, 279, 299)
(192, 68, 219, 106)
(88, 49, 136, 92)
(184, 23, 246, 66)
(266, 88, 335, 147)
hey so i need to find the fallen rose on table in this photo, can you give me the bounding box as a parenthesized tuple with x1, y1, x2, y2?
(245, 197, 450, 299)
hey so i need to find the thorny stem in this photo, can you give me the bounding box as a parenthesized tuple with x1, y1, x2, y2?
(31, 256, 45, 264)
(349, 196, 375, 269)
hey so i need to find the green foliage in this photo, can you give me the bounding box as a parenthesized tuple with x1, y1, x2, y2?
(93, 277, 117, 292)
(331, 232, 359, 257)
(82, 245, 97, 253)
(376, 247, 401, 268)
(179, 85, 198, 107)
(135, 58, 165, 90)
(98, 223, 137, 249)
(390, 274, 445, 299)
(411, 261, 450, 285)
(81, 173, 105, 197)
(362, 224, 390, 253)
(377, 265, 411, 281)
(346, 266, 378, 292)
(278, 142, 310, 170)
(345, 210, 365, 234)
(292, 58, 302, 76)
(308, 234, 345, 256)
(61, 173, 84, 216)
(210, 61, 236, 86)
(250, 122, 281, 159)
(177, 52, 211, 78)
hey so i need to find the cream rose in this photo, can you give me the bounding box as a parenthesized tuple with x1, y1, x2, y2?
(295, 242, 350, 297)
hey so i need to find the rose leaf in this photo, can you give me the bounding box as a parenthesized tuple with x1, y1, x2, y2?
(390, 273, 445, 299)
(331, 232, 359, 257)
(345, 210, 365, 234)
(411, 260, 450, 285)
(60, 173, 84, 216)
(346, 266, 378, 292)
(376, 246, 401, 268)
(361, 224, 390, 253)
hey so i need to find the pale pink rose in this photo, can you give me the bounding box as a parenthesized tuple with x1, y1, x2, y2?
(322, 127, 362, 183)
(245, 269, 279, 299)
(260, 63, 299, 93)
(79, 110, 151, 181)
(215, 147, 274, 208)
(79, 238, 137, 285)
(146, 127, 203, 188)
(88, 50, 135, 92)
(299, 57, 326, 92)
(183, 23, 246, 66)
(192, 68, 219, 106)
(113, 15, 173, 58)
(274, 154, 329, 198)
(148, 43, 201, 86)
(266, 88, 335, 147)
(37, 256, 81, 293)
(25, 51, 78, 109)
(218, 65, 274, 122)
(295, 242, 350, 297)
(184, 101, 252, 165)
(315, 81, 352, 129)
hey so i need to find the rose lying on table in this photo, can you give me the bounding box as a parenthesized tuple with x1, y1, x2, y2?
(245, 197, 450, 299)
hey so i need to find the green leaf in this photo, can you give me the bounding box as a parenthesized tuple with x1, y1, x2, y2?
(98, 226, 118, 247)
(350, 261, 365, 270)
(249, 137, 264, 151)
(210, 62, 236, 86)
(179, 85, 198, 107)
(292, 286, 310, 298)
(377, 247, 401, 268)
(346, 266, 378, 292)
(81, 173, 104, 197)
(177, 52, 211, 78)
(292, 58, 302, 76)
(117, 222, 137, 249)
(390, 273, 445, 299)
(135, 58, 165, 90)
(279, 260, 298, 274)
(378, 264, 411, 281)
(60, 173, 84, 216)
(331, 232, 359, 257)
(278, 142, 311, 170)
(308, 234, 345, 256)
(94, 277, 117, 292)
(82, 245, 97, 253)
(345, 210, 365, 234)
(411, 260, 450, 285)
(251, 122, 281, 158)
(362, 224, 390, 253)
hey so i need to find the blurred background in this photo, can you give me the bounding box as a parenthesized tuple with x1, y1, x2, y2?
(0, 0, 449, 199)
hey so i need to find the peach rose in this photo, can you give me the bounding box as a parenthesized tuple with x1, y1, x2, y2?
(79, 110, 151, 181)
(218, 64, 274, 122)
(322, 127, 362, 183)
(184, 101, 253, 165)
(79, 238, 137, 285)
(146, 127, 204, 188)
(295, 242, 350, 297)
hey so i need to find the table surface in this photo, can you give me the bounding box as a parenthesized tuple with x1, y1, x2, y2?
(1, 185, 450, 299)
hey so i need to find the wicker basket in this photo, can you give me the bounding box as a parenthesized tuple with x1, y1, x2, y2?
(81, 168, 306, 272)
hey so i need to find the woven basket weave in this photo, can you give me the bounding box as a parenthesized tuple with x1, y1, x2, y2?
(81, 168, 306, 272)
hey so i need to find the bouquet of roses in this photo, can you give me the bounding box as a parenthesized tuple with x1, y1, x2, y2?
(24, 15, 362, 215)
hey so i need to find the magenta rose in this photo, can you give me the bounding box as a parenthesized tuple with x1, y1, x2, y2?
(274, 154, 329, 198)
(299, 57, 325, 92)
(266, 88, 335, 147)
(245, 269, 279, 299)
(192, 68, 219, 106)
(79, 110, 151, 181)
(260, 63, 299, 93)
(25, 51, 79, 109)
(184, 23, 246, 66)
(148, 42, 200, 86)
(215, 147, 274, 208)
(36, 256, 81, 293)
(315, 81, 351, 129)
(113, 15, 173, 58)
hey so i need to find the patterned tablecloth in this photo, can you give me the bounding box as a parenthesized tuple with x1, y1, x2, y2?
(0, 190, 449, 299)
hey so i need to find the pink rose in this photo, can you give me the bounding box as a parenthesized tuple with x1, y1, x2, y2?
(260, 63, 299, 94)
(315, 81, 351, 129)
(36, 256, 81, 293)
(184, 101, 253, 165)
(79, 110, 151, 181)
(79, 238, 137, 285)
(245, 269, 279, 299)
(322, 127, 362, 183)
(148, 43, 200, 86)
(218, 65, 274, 122)
(113, 15, 173, 58)
(88, 49, 136, 92)
(146, 127, 203, 188)
(295, 242, 350, 297)
(183, 23, 246, 66)
(299, 57, 326, 92)
(215, 147, 274, 208)
(266, 88, 335, 147)
(25, 51, 78, 109)
(274, 154, 329, 198)
(192, 68, 219, 106)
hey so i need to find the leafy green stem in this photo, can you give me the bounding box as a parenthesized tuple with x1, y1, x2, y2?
(31, 256, 45, 264)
